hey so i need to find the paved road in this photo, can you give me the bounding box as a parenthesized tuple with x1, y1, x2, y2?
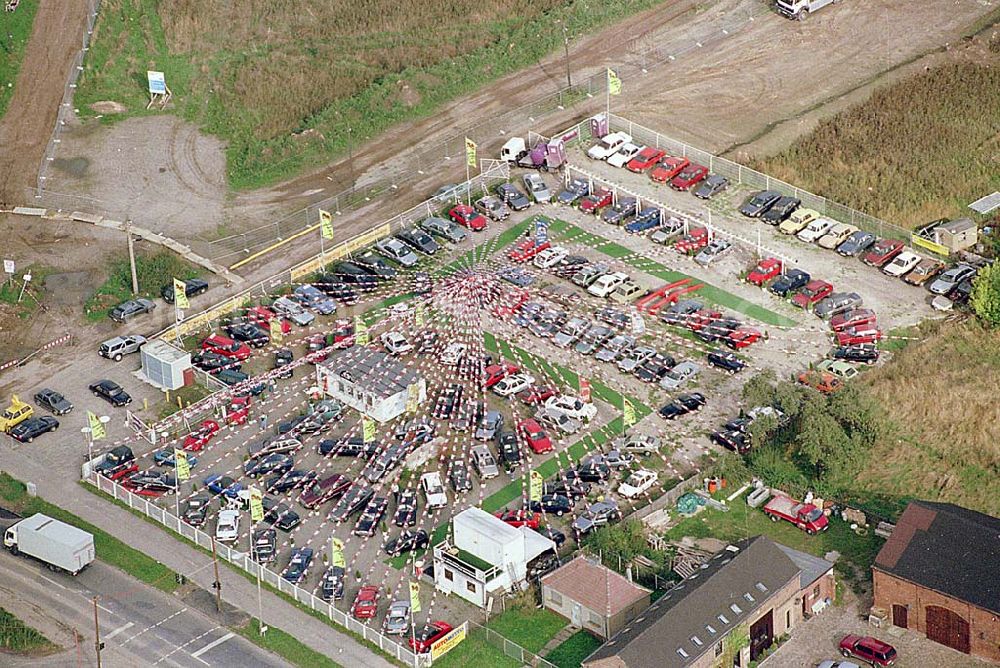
(0, 549, 288, 667)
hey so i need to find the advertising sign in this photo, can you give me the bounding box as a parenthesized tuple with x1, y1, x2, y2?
(147, 71, 167, 95)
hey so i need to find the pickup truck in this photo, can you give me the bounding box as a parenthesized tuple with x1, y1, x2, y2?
(774, 0, 836, 20)
(763, 495, 828, 534)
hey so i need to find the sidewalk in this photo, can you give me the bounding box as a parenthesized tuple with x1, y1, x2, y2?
(2, 453, 397, 668)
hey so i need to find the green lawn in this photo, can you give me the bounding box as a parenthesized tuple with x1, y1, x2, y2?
(84, 250, 201, 321)
(235, 619, 343, 668)
(545, 630, 603, 668)
(0, 607, 58, 655)
(486, 607, 567, 654)
(0, 0, 38, 119)
(431, 632, 520, 668)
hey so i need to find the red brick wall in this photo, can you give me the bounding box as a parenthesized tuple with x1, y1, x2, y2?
(801, 569, 836, 616)
(873, 569, 1000, 663)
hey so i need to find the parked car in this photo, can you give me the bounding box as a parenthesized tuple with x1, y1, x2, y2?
(475, 195, 510, 221)
(602, 197, 638, 225)
(838, 635, 897, 667)
(495, 509, 541, 529)
(557, 178, 590, 205)
(572, 500, 621, 536)
(545, 395, 597, 422)
(862, 239, 905, 268)
(659, 361, 700, 390)
(579, 187, 614, 214)
(449, 203, 488, 231)
(619, 469, 658, 498)
(421, 471, 448, 509)
(613, 432, 662, 456)
(89, 380, 131, 407)
(770, 268, 811, 297)
(9, 416, 59, 443)
(649, 155, 689, 183)
(791, 280, 834, 309)
(353, 496, 389, 537)
(674, 227, 709, 254)
(109, 298, 155, 323)
(375, 237, 420, 267)
(215, 509, 240, 543)
(814, 292, 863, 319)
(829, 344, 880, 364)
(99, 334, 146, 361)
(707, 350, 746, 374)
(535, 408, 582, 435)
(830, 308, 876, 332)
(385, 529, 429, 556)
(778, 207, 820, 235)
(587, 131, 632, 159)
(836, 230, 877, 257)
(495, 182, 531, 210)
(694, 239, 732, 266)
(625, 147, 665, 173)
(470, 445, 500, 480)
(760, 196, 800, 225)
(518, 418, 553, 454)
(244, 453, 294, 477)
(353, 251, 398, 278)
(607, 142, 642, 168)
(351, 586, 382, 619)
(692, 174, 729, 199)
(902, 257, 945, 286)
(272, 296, 315, 326)
(739, 190, 781, 217)
(263, 499, 302, 531)
(161, 278, 209, 304)
(320, 566, 345, 601)
(928, 264, 976, 295)
(797, 217, 836, 243)
(815, 359, 860, 380)
(747, 258, 782, 286)
(293, 284, 337, 315)
(33, 388, 73, 415)
(410, 622, 454, 655)
(522, 173, 552, 203)
(670, 164, 709, 190)
(534, 246, 569, 269)
(817, 223, 859, 249)
(798, 370, 843, 394)
(624, 208, 662, 235)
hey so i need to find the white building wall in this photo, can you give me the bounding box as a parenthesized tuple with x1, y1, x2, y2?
(315, 368, 426, 423)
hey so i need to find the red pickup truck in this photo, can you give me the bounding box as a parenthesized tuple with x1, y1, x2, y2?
(763, 494, 828, 534)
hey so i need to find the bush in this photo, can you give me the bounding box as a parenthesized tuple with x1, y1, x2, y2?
(971, 261, 1000, 327)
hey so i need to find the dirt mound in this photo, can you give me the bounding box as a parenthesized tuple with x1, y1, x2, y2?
(89, 100, 127, 115)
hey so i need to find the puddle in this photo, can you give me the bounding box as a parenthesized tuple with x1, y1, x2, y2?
(51, 156, 90, 178)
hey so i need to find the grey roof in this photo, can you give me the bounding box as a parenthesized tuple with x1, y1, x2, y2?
(323, 347, 421, 400)
(585, 537, 800, 668)
(937, 217, 976, 234)
(775, 543, 834, 589)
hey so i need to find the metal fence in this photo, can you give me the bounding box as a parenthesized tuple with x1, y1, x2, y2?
(86, 471, 426, 667)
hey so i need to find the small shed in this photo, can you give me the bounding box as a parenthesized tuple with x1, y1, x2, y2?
(935, 218, 978, 253)
(140, 339, 191, 390)
(541, 556, 651, 639)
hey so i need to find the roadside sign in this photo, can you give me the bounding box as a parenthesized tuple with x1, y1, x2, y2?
(174, 449, 191, 482)
(87, 411, 106, 440)
(3, 260, 13, 274)
(330, 538, 346, 568)
(409, 581, 421, 613)
(529, 470, 543, 502)
(319, 209, 334, 241)
(579, 377, 592, 403)
(249, 487, 264, 522)
(173, 278, 189, 309)
(431, 622, 467, 660)
(362, 416, 376, 443)
(147, 71, 167, 95)
(623, 398, 637, 428)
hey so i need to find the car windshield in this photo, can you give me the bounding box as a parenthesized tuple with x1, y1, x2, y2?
(804, 508, 823, 521)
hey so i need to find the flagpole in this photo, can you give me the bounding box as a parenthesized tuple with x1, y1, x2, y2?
(606, 68, 611, 126)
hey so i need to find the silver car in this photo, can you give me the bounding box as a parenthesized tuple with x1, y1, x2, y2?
(419, 216, 467, 243)
(471, 445, 500, 480)
(535, 407, 582, 435)
(293, 284, 337, 315)
(475, 196, 510, 221)
(375, 237, 420, 267)
(659, 361, 700, 390)
(553, 317, 590, 348)
(618, 346, 655, 373)
(694, 239, 732, 266)
(612, 433, 662, 455)
(522, 173, 552, 203)
(272, 296, 315, 326)
(383, 601, 411, 636)
(595, 334, 636, 363)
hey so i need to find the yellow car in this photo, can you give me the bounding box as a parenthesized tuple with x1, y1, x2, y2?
(778, 207, 820, 235)
(0, 395, 34, 433)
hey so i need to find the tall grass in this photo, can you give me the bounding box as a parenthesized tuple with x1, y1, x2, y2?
(0, 608, 57, 654)
(83, 249, 199, 320)
(0, 0, 39, 119)
(754, 60, 1000, 228)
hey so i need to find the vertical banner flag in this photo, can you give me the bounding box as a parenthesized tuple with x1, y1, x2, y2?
(173, 278, 190, 309)
(362, 416, 376, 443)
(319, 209, 334, 241)
(174, 449, 191, 482)
(330, 538, 346, 568)
(607, 68, 622, 96)
(249, 487, 264, 522)
(269, 318, 283, 344)
(534, 216, 549, 246)
(406, 382, 420, 413)
(414, 304, 425, 327)
(529, 470, 543, 502)
(87, 411, 106, 440)
(623, 397, 637, 428)
(410, 581, 422, 613)
(354, 314, 369, 345)
(465, 137, 477, 168)
(579, 377, 592, 403)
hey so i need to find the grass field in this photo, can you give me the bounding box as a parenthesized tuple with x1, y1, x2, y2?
(754, 57, 1000, 227)
(434, 607, 566, 667)
(0, 0, 38, 119)
(76, 0, 667, 189)
(235, 620, 343, 668)
(83, 249, 200, 321)
(545, 630, 602, 668)
(0, 607, 58, 655)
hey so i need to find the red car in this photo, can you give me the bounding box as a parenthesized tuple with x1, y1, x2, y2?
(791, 280, 834, 309)
(649, 156, 689, 183)
(495, 509, 542, 529)
(351, 585, 380, 620)
(182, 419, 221, 452)
(674, 227, 709, 254)
(449, 204, 487, 231)
(516, 386, 557, 406)
(483, 363, 519, 388)
(329, 319, 356, 349)
(839, 634, 897, 666)
(836, 327, 883, 346)
(747, 258, 782, 286)
(518, 418, 553, 453)
(625, 147, 665, 173)
(494, 290, 530, 318)
(669, 163, 708, 190)
(201, 334, 252, 362)
(687, 309, 722, 332)
(227, 395, 251, 425)
(409, 621, 454, 654)
(830, 308, 876, 332)
(579, 187, 613, 214)
(245, 306, 291, 335)
(861, 239, 904, 268)
(727, 326, 762, 349)
(508, 238, 550, 262)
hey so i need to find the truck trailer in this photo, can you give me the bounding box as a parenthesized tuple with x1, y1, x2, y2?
(4, 513, 96, 575)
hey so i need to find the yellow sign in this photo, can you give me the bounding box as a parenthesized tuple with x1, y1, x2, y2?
(623, 397, 637, 428)
(414, 304, 425, 327)
(431, 622, 467, 660)
(911, 233, 949, 257)
(406, 382, 420, 413)
(173, 278, 190, 309)
(362, 416, 376, 443)
(269, 317, 283, 344)
(249, 487, 264, 522)
(354, 314, 369, 346)
(167, 295, 249, 340)
(529, 470, 543, 503)
(409, 581, 421, 614)
(465, 137, 477, 169)
(174, 449, 191, 482)
(87, 411, 106, 440)
(319, 209, 334, 241)
(290, 223, 392, 281)
(607, 68, 622, 96)
(330, 537, 346, 568)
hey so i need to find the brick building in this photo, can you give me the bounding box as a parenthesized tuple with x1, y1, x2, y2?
(541, 556, 651, 639)
(873, 501, 1000, 663)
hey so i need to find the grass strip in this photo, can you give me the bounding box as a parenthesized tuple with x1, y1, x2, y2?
(0, 607, 59, 655)
(0, 0, 38, 119)
(235, 619, 343, 668)
(545, 629, 603, 668)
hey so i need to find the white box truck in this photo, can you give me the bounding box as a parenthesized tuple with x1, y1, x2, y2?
(4, 513, 96, 575)
(775, 0, 836, 20)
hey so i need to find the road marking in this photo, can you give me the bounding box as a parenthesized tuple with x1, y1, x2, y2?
(191, 631, 236, 659)
(153, 625, 220, 665)
(104, 621, 134, 640)
(120, 608, 187, 646)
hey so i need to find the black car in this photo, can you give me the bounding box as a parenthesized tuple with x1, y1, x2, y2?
(635, 353, 675, 383)
(661, 299, 703, 326)
(329, 262, 378, 289)
(536, 526, 566, 549)
(161, 278, 209, 304)
(836, 231, 877, 257)
(314, 276, 359, 303)
(679, 392, 707, 410)
(33, 388, 73, 415)
(225, 322, 269, 348)
(263, 498, 302, 531)
(658, 402, 687, 420)
(949, 277, 974, 305)
(557, 178, 589, 205)
(9, 416, 59, 443)
(594, 305, 630, 330)
(601, 197, 637, 225)
(396, 229, 441, 255)
(353, 496, 389, 537)
(89, 379, 132, 406)
(273, 348, 293, 378)
(328, 484, 375, 522)
(361, 442, 408, 483)
(565, 460, 611, 483)
(659, 392, 706, 420)
(244, 453, 294, 477)
(109, 298, 156, 323)
(252, 528, 278, 563)
(192, 351, 235, 373)
(543, 479, 591, 500)
(181, 493, 212, 527)
(432, 384, 464, 420)
(318, 436, 380, 458)
(711, 429, 750, 454)
(217, 369, 250, 387)
(696, 317, 741, 343)
(529, 494, 572, 517)
(384, 529, 429, 556)
(739, 190, 781, 217)
(281, 547, 313, 584)
(724, 416, 753, 433)
(769, 268, 811, 297)
(829, 344, 879, 364)
(124, 470, 176, 493)
(393, 490, 418, 527)
(265, 469, 317, 494)
(353, 252, 397, 279)
(495, 183, 531, 211)
(320, 566, 345, 601)
(693, 174, 729, 199)
(94, 445, 136, 479)
(707, 350, 747, 374)
(760, 196, 800, 225)
(497, 431, 521, 469)
(448, 461, 473, 492)
(394, 418, 435, 444)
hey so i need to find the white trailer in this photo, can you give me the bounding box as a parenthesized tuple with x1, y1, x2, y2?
(774, 0, 836, 20)
(3, 513, 95, 575)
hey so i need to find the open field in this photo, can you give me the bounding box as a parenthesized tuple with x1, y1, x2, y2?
(0, 0, 38, 119)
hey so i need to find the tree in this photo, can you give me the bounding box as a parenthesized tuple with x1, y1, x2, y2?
(741, 370, 777, 408)
(970, 261, 1000, 327)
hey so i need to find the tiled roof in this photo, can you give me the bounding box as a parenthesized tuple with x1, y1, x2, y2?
(542, 556, 649, 617)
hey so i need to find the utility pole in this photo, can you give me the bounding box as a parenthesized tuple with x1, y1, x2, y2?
(125, 219, 138, 295)
(92, 596, 103, 668)
(561, 23, 572, 88)
(211, 538, 222, 613)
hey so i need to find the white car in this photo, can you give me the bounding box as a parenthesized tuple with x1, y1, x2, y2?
(420, 472, 448, 509)
(587, 131, 632, 160)
(522, 173, 552, 203)
(493, 373, 535, 397)
(607, 143, 643, 168)
(796, 216, 836, 243)
(272, 296, 315, 326)
(883, 251, 921, 277)
(659, 361, 700, 390)
(215, 509, 240, 543)
(380, 332, 413, 355)
(533, 246, 568, 269)
(375, 237, 420, 267)
(535, 407, 582, 434)
(587, 272, 629, 298)
(545, 395, 597, 422)
(439, 342, 467, 366)
(618, 469, 658, 499)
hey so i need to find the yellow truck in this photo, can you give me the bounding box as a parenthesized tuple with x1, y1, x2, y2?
(0, 395, 34, 433)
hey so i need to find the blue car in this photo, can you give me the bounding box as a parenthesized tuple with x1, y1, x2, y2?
(624, 207, 663, 234)
(499, 266, 536, 287)
(281, 547, 314, 584)
(203, 474, 243, 499)
(556, 178, 589, 205)
(153, 449, 198, 468)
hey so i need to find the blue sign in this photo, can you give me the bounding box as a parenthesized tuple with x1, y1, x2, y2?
(534, 217, 549, 245)
(147, 71, 167, 95)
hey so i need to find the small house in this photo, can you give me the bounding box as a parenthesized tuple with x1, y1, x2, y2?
(934, 218, 978, 253)
(316, 347, 425, 423)
(541, 556, 651, 639)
